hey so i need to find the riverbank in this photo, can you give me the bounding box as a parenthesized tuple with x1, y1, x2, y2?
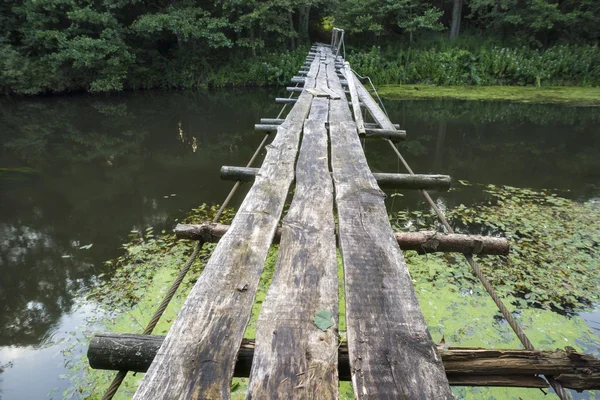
(377, 85, 600, 106)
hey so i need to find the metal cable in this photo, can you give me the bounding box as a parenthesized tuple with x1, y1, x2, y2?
(384, 139, 571, 400)
(101, 76, 301, 400)
(102, 240, 203, 400)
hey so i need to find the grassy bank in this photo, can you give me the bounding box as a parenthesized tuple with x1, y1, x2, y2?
(377, 85, 600, 106)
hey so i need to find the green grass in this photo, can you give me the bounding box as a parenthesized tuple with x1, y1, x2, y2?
(377, 85, 600, 106)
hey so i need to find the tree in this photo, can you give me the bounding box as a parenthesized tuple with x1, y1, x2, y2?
(450, 0, 462, 39)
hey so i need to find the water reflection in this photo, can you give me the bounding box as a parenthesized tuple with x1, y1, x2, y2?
(0, 93, 599, 398)
(0, 90, 281, 349)
(366, 100, 600, 211)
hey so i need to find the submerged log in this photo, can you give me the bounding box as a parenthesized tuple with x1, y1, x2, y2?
(174, 223, 509, 255)
(221, 166, 450, 191)
(88, 334, 600, 390)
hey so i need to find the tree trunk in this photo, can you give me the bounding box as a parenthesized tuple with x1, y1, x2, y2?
(249, 27, 256, 58)
(450, 0, 462, 39)
(298, 5, 311, 44)
(289, 12, 296, 51)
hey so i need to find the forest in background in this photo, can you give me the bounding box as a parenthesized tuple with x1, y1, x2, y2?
(1, 0, 599, 94)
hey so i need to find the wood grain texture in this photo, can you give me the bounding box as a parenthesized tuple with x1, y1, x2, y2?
(247, 53, 339, 398)
(132, 56, 322, 400)
(328, 52, 453, 397)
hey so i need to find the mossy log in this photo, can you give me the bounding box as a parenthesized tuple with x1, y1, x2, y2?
(88, 334, 600, 390)
(174, 222, 509, 255)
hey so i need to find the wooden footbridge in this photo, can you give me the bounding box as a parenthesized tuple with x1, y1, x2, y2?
(88, 30, 600, 399)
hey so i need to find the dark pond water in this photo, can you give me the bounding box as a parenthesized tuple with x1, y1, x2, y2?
(0, 90, 599, 399)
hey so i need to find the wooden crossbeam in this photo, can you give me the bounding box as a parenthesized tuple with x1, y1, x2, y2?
(89, 334, 600, 391)
(174, 223, 510, 255)
(220, 166, 451, 191)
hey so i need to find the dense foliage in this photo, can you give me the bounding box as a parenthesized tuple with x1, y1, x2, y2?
(1, 0, 599, 94)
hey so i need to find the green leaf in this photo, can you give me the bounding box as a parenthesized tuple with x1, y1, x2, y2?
(314, 309, 334, 331)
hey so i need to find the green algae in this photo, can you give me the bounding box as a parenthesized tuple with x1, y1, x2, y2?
(66, 186, 600, 399)
(377, 85, 600, 107)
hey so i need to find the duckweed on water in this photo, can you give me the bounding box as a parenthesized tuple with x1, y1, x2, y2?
(66, 186, 599, 399)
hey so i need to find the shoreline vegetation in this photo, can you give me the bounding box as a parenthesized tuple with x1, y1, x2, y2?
(2, 0, 599, 96)
(377, 85, 600, 106)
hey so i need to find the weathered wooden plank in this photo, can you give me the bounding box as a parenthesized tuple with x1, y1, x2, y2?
(327, 50, 453, 398)
(90, 333, 600, 390)
(348, 70, 397, 131)
(247, 108, 338, 397)
(330, 119, 453, 398)
(132, 56, 322, 400)
(343, 62, 365, 135)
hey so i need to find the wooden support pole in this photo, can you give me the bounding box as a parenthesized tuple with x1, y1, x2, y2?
(285, 87, 304, 92)
(88, 334, 600, 390)
(221, 166, 451, 191)
(290, 77, 305, 84)
(259, 118, 286, 124)
(175, 222, 509, 255)
(275, 98, 297, 104)
(260, 119, 401, 130)
(365, 128, 407, 141)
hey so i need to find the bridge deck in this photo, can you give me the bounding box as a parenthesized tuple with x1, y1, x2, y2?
(132, 45, 452, 398)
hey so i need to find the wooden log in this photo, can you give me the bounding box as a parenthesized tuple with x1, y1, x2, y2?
(286, 86, 304, 92)
(174, 223, 509, 255)
(364, 128, 407, 141)
(257, 125, 402, 141)
(254, 124, 278, 132)
(221, 166, 451, 191)
(372, 172, 450, 190)
(275, 97, 297, 104)
(290, 77, 305, 84)
(327, 57, 453, 398)
(259, 118, 286, 124)
(131, 56, 322, 400)
(88, 334, 600, 390)
(260, 118, 400, 130)
(247, 94, 339, 397)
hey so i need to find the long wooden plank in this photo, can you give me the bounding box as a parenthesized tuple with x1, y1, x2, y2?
(343, 61, 365, 134)
(132, 56, 321, 400)
(349, 70, 396, 131)
(327, 53, 453, 397)
(247, 95, 338, 397)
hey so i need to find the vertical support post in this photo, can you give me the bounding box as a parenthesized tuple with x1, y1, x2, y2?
(335, 30, 344, 59)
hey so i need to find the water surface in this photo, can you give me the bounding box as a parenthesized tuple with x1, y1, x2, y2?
(0, 91, 598, 399)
